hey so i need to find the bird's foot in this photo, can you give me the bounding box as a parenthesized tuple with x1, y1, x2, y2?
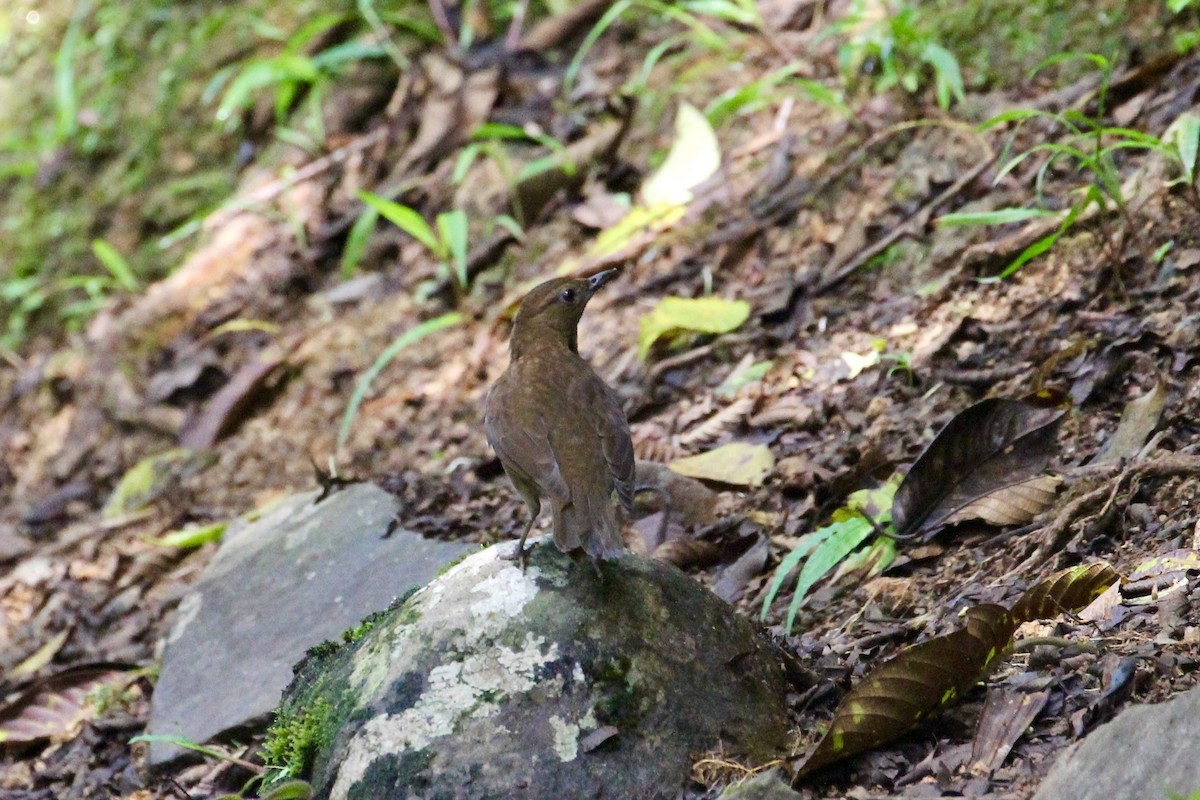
(501, 542, 533, 571)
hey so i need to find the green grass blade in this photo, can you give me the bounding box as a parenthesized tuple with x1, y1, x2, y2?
(436, 210, 469, 288)
(937, 208, 1057, 227)
(565, 0, 632, 96)
(129, 734, 235, 762)
(91, 240, 141, 291)
(358, 191, 441, 256)
(54, 0, 90, 142)
(759, 529, 832, 622)
(340, 206, 379, 278)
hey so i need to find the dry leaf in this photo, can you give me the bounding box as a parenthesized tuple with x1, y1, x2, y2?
(669, 442, 774, 487)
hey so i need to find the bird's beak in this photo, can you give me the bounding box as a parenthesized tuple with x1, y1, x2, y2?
(586, 268, 620, 294)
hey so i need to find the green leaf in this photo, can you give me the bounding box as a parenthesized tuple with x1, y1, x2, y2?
(436, 210, 469, 288)
(638, 296, 750, 360)
(337, 313, 462, 452)
(759, 528, 833, 622)
(358, 191, 442, 256)
(981, 231, 1060, 283)
(148, 521, 229, 549)
(1168, 111, 1200, 183)
(471, 122, 531, 140)
(216, 55, 320, 124)
(53, 0, 86, 142)
(937, 208, 1058, 227)
(921, 43, 964, 109)
(103, 449, 200, 518)
(668, 442, 774, 486)
(341, 206, 379, 278)
(564, 0, 632, 96)
(262, 780, 314, 800)
(784, 516, 874, 632)
(91, 240, 140, 291)
(490, 214, 525, 241)
(452, 143, 483, 184)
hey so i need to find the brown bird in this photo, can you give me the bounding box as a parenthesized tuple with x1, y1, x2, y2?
(485, 269, 635, 567)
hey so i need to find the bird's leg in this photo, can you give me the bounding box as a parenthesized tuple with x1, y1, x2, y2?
(502, 492, 540, 572)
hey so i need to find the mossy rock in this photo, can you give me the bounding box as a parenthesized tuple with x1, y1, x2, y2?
(272, 539, 789, 800)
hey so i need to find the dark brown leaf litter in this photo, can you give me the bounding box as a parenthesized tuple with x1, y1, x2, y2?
(5, 5, 1200, 800)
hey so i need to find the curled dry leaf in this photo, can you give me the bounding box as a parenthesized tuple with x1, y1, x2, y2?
(892, 394, 1068, 538)
(1009, 561, 1121, 624)
(792, 604, 1016, 782)
(969, 687, 1052, 776)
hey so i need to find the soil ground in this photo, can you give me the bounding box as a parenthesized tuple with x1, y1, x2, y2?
(3, 1, 1200, 797)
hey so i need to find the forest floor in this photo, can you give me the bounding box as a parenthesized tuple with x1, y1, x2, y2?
(3, 1, 1200, 797)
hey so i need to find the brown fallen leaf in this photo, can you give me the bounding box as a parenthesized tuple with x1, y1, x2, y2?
(0, 665, 136, 747)
(179, 339, 301, 449)
(942, 474, 1062, 528)
(792, 604, 1016, 782)
(892, 394, 1068, 538)
(1010, 561, 1121, 623)
(969, 686, 1052, 776)
(1092, 378, 1166, 464)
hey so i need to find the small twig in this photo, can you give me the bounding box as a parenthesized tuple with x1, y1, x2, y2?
(427, 0, 458, 46)
(817, 152, 996, 294)
(1013, 453, 1200, 574)
(644, 332, 756, 387)
(201, 126, 391, 235)
(504, 0, 530, 52)
(1013, 635, 1098, 654)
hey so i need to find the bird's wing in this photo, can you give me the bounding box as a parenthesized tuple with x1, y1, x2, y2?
(485, 381, 570, 502)
(587, 377, 636, 512)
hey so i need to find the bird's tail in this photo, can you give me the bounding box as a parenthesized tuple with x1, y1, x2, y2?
(553, 491, 625, 560)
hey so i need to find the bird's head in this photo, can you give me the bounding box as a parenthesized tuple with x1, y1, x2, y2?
(510, 269, 618, 357)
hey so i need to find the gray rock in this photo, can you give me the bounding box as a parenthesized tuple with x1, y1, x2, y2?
(275, 540, 789, 800)
(147, 483, 474, 767)
(717, 770, 802, 800)
(1033, 684, 1200, 800)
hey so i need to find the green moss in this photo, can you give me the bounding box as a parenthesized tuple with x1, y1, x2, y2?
(261, 696, 337, 784)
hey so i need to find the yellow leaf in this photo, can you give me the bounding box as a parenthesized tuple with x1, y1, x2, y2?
(641, 102, 721, 207)
(669, 442, 774, 487)
(638, 296, 750, 360)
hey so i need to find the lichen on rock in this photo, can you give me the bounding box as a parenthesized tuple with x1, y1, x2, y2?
(272, 538, 789, 800)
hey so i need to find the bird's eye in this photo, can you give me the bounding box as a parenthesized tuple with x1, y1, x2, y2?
(559, 287, 578, 304)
